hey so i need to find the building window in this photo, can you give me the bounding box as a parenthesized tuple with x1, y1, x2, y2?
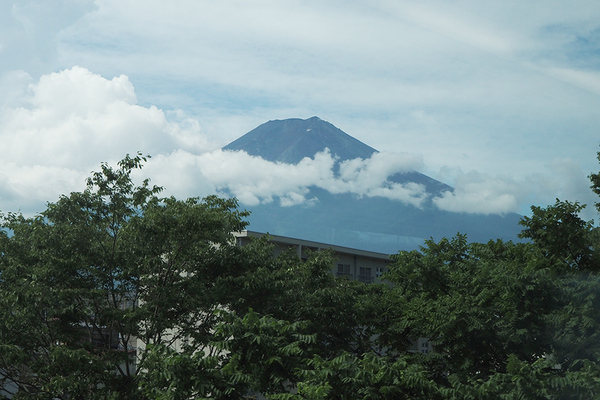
(358, 267, 374, 284)
(337, 264, 351, 278)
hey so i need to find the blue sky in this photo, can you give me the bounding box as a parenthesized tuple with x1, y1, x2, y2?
(1, 0, 600, 220)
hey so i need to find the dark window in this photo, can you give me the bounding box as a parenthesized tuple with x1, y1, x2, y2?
(337, 264, 351, 278)
(358, 267, 374, 284)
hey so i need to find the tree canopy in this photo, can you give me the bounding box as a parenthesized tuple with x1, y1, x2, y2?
(2, 152, 600, 399)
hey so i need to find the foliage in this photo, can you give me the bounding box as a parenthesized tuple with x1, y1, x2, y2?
(375, 195, 600, 397)
(519, 199, 598, 271)
(3, 150, 600, 399)
(0, 154, 254, 399)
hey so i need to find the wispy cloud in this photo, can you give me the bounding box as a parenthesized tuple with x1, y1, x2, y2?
(544, 67, 600, 95)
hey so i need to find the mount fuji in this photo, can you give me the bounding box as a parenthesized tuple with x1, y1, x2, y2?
(223, 116, 522, 254)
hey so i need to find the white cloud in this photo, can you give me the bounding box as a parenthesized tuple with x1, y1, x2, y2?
(1, 63, 598, 225)
(280, 192, 318, 208)
(338, 152, 421, 185)
(0, 67, 432, 215)
(139, 148, 428, 209)
(1, 67, 158, 167)
(432, 159, 598, 218)
(433, 172, 520, 215)
(194, 149, 335, 206)
(332, 152, 428, 207)
(0, 67, 212, 215)
(525, 158, 599, 221)
(35, 0, 598, 204)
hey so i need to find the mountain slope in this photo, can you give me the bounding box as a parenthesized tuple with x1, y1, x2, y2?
(222, 117, 522, 253)
(225, 117, 453, 197)
(223, 116, 377, 164)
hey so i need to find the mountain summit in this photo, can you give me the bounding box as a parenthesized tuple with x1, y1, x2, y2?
(224, 116, 451, 196)
(222, 117, 522, 253)
(223, 117, 376, 164)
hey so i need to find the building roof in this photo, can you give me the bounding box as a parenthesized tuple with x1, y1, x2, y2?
(234, 230, 391, 261)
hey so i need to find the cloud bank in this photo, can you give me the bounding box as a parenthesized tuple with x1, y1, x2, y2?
(0, 67, 209, 213)
(0, 67, 596, 219)
(144, 149, 428, 208)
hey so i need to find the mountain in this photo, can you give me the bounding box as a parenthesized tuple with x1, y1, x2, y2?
(223, 117, 523, 254)
(224, 116, 452, 197)
(223, 116, 377, 164)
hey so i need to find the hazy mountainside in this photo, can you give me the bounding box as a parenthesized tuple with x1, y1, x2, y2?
(223, 117, 522, 253)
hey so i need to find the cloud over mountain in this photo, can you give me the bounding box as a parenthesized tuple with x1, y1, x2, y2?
(432, 172, 520, 215)
(0, 67, 595, 220)
(0, 67, 430, 214)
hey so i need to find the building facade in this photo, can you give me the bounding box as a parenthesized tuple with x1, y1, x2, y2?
(233, 230, 391, 284)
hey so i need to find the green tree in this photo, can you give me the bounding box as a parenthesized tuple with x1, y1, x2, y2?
(5, 150, 600, 400)
(378, 237, 554, 395)
(0, 154, 257, 399)
(367, 201, 600, 399)
(519, 199, 598, 272)
(139, 244, 392, 399)
(0, 154, 389, 400)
